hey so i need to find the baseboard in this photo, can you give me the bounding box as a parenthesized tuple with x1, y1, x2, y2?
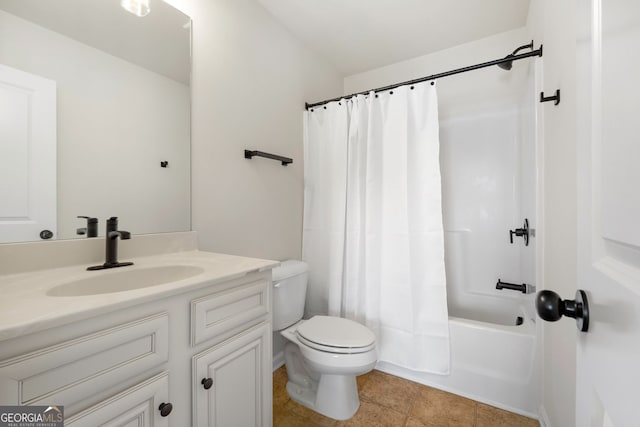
(538, 405, 551, 427)
(273, 350, 284, 371)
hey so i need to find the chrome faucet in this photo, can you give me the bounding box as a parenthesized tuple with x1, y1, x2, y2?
(87, 217, 134, 270)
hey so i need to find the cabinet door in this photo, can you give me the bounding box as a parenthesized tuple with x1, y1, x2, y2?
(66, 372, 171, 427)
(193, 323, 271, 427)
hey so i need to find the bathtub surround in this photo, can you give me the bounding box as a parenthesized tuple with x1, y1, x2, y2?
(303, 82, 449, 374)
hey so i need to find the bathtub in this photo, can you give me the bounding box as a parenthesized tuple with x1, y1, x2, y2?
(375, 301, 539, 418)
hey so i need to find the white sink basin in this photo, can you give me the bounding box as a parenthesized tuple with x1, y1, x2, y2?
(47, 265, 205, 297)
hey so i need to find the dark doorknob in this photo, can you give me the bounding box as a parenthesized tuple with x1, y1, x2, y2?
(158, 402, 173, 417)
(536, 289, 589, 332)
(201, 377, 213, 390)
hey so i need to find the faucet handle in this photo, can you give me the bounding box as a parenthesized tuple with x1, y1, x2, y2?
(106, 217, 119, 233)
(77, 216, 99, 237)
(509, 218, 530, 246)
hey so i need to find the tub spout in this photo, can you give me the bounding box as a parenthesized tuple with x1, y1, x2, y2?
(496, 279, 535, 294)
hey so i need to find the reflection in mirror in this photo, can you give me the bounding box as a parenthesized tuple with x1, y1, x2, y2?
(0, 0, 191, 243)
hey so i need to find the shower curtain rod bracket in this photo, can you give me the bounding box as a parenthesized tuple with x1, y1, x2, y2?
(305, 43, 543, 110)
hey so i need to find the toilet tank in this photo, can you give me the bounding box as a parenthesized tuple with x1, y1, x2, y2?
(272, 260, 308, 331)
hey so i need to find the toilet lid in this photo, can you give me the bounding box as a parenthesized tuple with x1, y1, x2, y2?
(296, 316, 376, 353)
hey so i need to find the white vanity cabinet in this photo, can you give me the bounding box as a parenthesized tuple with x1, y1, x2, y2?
(0, 267, 273, 427)
(191, 278, 272, 426)
(193, 323, 271, 427)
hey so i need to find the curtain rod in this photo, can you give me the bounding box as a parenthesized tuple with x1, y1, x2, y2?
(305, 44, 543, 110)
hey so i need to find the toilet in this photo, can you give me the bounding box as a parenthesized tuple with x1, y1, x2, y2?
(272, 260, 377, 420)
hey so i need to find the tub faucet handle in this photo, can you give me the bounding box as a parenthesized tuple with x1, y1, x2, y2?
(77, 216, 98, 237)
(509, 218, 530, 246)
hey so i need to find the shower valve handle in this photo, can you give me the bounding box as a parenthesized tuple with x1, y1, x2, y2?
(510, 228, 525, 243)
(509, 219, 530, 246)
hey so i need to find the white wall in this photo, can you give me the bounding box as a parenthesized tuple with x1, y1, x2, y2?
(166, 0, 343, 262)
(526, 2, 578, 427)
(0, 10, 191, 240)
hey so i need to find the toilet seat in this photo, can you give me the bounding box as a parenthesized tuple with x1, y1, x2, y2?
(296, 316, 376, 354)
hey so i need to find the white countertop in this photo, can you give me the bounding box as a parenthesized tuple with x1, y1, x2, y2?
(0, 250, 278, 342)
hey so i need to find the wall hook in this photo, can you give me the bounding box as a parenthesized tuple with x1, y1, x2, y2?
(540, 89, 560, 105)
(160, 161, 169, 168)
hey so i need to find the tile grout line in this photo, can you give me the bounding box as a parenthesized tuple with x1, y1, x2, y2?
(473, 401, 478, 427)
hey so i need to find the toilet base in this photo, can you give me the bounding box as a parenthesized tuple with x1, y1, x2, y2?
(286, 374, 360, 420)
(283, 342, 362, 420)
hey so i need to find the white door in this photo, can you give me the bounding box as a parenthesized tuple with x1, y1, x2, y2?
(0, 64, 56, 243)
(575, 0, 640, 425)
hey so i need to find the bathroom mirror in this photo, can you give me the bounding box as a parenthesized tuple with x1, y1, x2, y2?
(0, 0, 191, 243)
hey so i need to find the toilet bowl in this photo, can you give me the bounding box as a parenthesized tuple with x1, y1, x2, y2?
(272, 261, 377, 420)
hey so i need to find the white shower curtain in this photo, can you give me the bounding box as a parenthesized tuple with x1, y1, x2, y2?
(303, 81, 449, 374)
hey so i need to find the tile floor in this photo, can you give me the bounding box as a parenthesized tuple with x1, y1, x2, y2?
(273, 366, 539, 427)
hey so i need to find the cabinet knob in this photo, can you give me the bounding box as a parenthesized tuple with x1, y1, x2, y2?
(201, 377, 213, 390)
(158, 402, 173, 417)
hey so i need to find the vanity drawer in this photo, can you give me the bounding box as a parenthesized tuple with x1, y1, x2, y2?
(0, 313, 168, 408)
(191, 278, 270, 346)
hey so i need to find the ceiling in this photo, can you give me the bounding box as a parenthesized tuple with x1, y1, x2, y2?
(257, 0, 531, 76)
(0, 0, 191, 84)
